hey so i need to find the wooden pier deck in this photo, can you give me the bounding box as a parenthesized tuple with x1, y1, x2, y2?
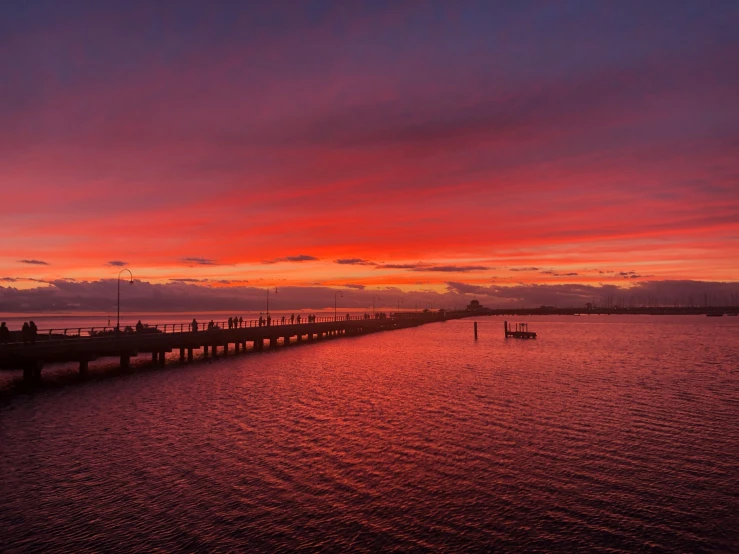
(0, 312, 467, 384)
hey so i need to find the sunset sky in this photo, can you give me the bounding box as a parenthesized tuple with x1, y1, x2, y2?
(1, 1, 738, 310)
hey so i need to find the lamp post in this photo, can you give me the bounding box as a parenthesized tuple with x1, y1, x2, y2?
(397, 297, 403, 315)
(266, 285, 278, 316)
(334, 291, 343, 321)
(372, 295, 381, 316)
(117, 268, 134, 331)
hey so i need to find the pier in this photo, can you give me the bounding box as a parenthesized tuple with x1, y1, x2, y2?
(504, 321, 537, 339)
(0, 312, 467, 385)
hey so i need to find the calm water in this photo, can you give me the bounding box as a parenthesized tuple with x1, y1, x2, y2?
(1, 316, 738, 552)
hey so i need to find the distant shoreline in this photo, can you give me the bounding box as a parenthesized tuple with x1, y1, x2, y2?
(471, 307, 738, 316)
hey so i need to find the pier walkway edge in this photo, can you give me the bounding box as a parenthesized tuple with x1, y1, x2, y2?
(0, 312, 473, 384)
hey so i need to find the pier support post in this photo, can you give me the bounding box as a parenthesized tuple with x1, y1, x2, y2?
(180, 348, 185, 363)
(152, 352, 157, 363)
(223, 344, 228, 357)
(212, 345, 218, 359)
(159, 352, 166, 366)
(297, 334, 303, 342)
(188, 348, 193, 362)
(33, 361, 42, 382)
(235, 342, 240, 354)
(79, 360, 88, 376)
(203, 345, 208, 358)
(22, 361, 43, 384)
(474, 321, 478, 340)
(284, 336, 290, 346)
(121, 354, 130, 369)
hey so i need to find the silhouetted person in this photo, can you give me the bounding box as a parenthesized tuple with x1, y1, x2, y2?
(0, 322, 9, 343)
(281, 316, 286, 325)
(290, 314, 295, 324)
(346, 313, 350, 321)
(136, 320, 144, 333)
(21, 322, 30, 343)
(28, 321, 37, 343)
(259, 316, 263, 327)
(267, 315, 271, 326)
(192, 318, 198, 332)
(228, 317, 233, 329)
(238, 316, 243, 328)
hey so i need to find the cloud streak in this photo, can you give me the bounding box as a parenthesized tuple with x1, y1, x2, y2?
(262, 255, 319, 264)
(181, 257, 216, 266)
(19, 259, 49, 265)
(375, 263, 490, 272)
(335, 258, 374, 265)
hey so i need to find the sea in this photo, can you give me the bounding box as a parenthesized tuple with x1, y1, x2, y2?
(1, 315, 737, 552)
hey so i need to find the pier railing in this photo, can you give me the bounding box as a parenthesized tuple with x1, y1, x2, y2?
(1, 313, 436, 346)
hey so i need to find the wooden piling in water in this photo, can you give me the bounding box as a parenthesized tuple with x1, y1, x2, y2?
(474, 321, 478, 339)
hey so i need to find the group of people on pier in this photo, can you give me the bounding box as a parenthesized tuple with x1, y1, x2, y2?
(0, 321, 38, 344)
(184, 312, 390, 332)
(227, 317, 244, 329)
(257, 313, 322, 326)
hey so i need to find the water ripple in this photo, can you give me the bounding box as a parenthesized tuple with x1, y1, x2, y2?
(1, 316, 738, 552)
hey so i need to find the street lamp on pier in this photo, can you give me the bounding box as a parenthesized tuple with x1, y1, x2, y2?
(334, 291, 343, 321)
(117, 268, 134, 331)
(397, 297, 403, 315)
(372, 295, 381, 316)
(266, 285, 278, 316)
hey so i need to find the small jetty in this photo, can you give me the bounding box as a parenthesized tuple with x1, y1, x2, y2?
(504, 321, 537, 339)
